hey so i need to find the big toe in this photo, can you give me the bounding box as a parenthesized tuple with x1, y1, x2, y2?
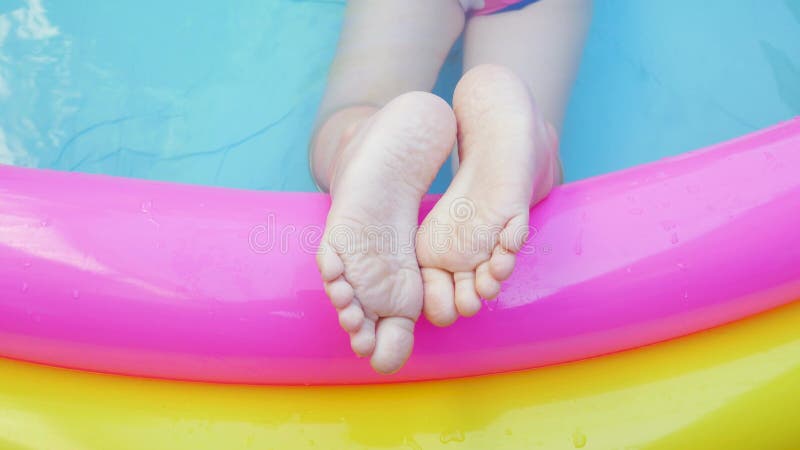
(370, 316, 416, 374)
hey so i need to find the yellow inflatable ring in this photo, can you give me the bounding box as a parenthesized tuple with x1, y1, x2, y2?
(1, 300, 798, 449)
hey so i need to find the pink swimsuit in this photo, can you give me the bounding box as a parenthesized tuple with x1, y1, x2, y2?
(461, 0, 541, 16)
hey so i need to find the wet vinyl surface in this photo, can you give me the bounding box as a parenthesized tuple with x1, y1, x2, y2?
(1, 0, 798, 192)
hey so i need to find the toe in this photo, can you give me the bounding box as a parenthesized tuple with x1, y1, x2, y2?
(489, 245, 517, 281)
(421, 267, 457, 327)
(350, 316, 376, 357)
(338, 300, 365, 333)
(325, 277, 355, 309)
(454, 271, 482, 317)
(317, 241, 345, 282)
(499, 213, 531, 254)
(371, 316, 415, 374)
(475, 261, 501, 300)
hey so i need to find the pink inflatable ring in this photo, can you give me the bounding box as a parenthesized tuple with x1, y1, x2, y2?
(0, 119, 798, 385)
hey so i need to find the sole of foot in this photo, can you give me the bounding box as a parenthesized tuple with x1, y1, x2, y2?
(416, 64, 560, 327)
(317, 92, 456, 373)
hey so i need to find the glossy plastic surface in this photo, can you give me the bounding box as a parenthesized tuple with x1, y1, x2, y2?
(1, 119, 798, 384)
(0, 300, 798, 449)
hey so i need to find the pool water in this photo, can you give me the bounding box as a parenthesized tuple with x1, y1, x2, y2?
(0, 0, 798, 193)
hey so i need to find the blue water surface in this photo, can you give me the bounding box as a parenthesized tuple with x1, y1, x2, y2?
(0, 0, 798, 192)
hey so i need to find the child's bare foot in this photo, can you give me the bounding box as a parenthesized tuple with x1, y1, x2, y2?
(416, 64, 561, 326)
(316, 92, 456, 373)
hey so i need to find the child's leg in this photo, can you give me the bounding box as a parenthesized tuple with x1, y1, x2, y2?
(311, 0, 465, 190)
(314, 1, 465, 373)
(463, 0, 592, 131)
(417, 1, 591, 326)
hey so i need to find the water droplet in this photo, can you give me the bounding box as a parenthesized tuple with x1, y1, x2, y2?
(140, 200, 153, 213)
(629, 207, 644, 215)
(764, 151, 775, 161)
(485, 299, 498, 312)
(670, 233, 679, 244)
(403, 436, 423, 450)
(574, 230, 584, 256)
(504, 428, 513, 436)
(572, 430, 587, 448)
(676, 262, 687, 271)
(440, 430, 465, 444)
(72, 289, 80, 300)
(23, 261, 32, 269)
(40, 218, 50, 227)
(626, 266, 633, 274)
(683, 291, 689, 301)
(21, 282, 29, 293)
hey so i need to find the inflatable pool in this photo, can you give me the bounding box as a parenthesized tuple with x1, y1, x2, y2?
(1, 0, 799, 448)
